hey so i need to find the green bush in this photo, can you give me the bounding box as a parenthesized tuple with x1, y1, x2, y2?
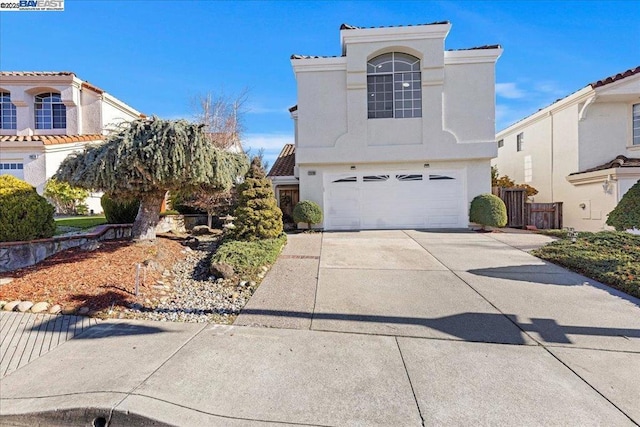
(469, 193, 507, 229)
(0, 175, 55, 242)
(232, 157, 283, 241)
(293, 200, 323, 229)
(43, 178, 89, 215)
(100, 193, 140, 224)
(606, 180, 640, 231)
(212, 234, 287, 277)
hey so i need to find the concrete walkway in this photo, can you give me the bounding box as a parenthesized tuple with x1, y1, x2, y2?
(1, 230, 639, 426)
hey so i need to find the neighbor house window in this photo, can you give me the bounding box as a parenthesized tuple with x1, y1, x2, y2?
(516, 132, 524, 151)
(367, 52, 421, 119)
(633, 104, 640, 145)
(497, 139, 504, 148)
(35, 92, 66, 129)
(0, 92, 16, 129)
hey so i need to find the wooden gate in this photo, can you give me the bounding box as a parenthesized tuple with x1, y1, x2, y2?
(278, 186, 299, 223)
(526, 202, 563, 229)
(499, 188, 526, 228)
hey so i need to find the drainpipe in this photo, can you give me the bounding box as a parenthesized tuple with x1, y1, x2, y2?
(550, 111, 554, 202)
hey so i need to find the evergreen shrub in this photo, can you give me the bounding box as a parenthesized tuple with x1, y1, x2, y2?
(101, 193, 140, 224)
(606, 180, 640, 231)
(469, 193, 507, 229)
(293, 200, 323, 229)
(0, 175, 55, 242)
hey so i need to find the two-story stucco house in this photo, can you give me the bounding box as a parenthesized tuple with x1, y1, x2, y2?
(272, 22, 502, 230)
(493, 67, 640, 232)
(0, 71, 142, 213)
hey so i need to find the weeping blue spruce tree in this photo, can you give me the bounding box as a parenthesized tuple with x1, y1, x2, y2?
(55, 117, 249, 241)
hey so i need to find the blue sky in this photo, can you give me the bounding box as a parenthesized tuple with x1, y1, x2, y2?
(1, 0, 638, 169)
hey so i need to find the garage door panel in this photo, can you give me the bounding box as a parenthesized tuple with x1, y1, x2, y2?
(325, 169, 466, 230)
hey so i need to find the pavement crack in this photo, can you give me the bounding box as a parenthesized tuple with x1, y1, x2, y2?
(394, 337, 426, 427)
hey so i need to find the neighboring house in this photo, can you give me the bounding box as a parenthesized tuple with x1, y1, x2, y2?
(268, 142, 298, 222)
(0, 71, 142, 213)
(279, 22, 502, 230)
(493, 66, 640, 232)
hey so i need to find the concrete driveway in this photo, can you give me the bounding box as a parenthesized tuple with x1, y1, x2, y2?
(2, 230, 639, 426)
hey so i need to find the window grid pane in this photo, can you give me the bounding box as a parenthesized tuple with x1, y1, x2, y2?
(633, 104, 640, 145)
(0, 92, 17, 130)
(367, 52, 421, 119)
(34, 92, 66, 129)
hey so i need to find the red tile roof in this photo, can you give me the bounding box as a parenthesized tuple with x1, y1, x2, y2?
(268, 144, 296, 177)
(570, 155, 640, 175)
(590, 66, 640, 89)
(0, 134, 104, 145)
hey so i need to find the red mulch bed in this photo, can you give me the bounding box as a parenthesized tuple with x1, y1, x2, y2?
(0, 236, 186, 315)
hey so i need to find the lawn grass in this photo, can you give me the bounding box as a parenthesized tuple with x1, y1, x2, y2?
(532, 231, 640, 299)
(211, 234, 287, 278)
(55, 216, 107, 230)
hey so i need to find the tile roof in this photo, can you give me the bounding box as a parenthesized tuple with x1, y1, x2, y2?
(0, 134, 104, 145)
(448, 44, 501, 51)
(0, 71, 75, 77)
(590, 66, 640, 88)
(291, 54, 343, 60)
(340, 21, 449, 30)
(268, 144, 296, 177)
(570, 155, 640, 175)
(288, 105, 298, 112)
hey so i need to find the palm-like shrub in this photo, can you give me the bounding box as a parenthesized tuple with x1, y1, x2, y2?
(293, 200, 323, 229)
(469, 193, 507, 229)
(607, 180, 640, 231)
(232, 157, 283, 240)
(0, 175, 55, 242)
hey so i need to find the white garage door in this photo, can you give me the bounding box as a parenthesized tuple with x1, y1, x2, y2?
(324, 170, 466, 230)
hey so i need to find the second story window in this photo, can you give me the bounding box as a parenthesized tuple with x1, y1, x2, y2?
(0, 92, 17, 130)
(35, 92, 66, 129)
(367, 52, 421, 119)
(516, 132, 524, 151)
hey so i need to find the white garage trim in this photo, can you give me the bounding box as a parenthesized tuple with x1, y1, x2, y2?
(323, 169, 467, 230)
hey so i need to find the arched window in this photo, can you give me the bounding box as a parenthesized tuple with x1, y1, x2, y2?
(367, 53, 421, 119)
(35, 92, 66, 129)
(0, 92, 16, 130)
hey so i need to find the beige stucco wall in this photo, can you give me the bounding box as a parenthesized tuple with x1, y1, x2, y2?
(495, 74, 640, 231)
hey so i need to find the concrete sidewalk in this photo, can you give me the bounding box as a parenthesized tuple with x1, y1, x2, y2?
(1, 230, 639, 426)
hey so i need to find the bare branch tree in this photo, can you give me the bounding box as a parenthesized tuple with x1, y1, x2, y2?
(191, 89, 249, 151)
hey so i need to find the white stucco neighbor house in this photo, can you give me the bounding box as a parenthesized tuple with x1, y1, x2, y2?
(493, 66, 640, 232)
(276, 22, 502, 230)
(0, 71, 142, 213)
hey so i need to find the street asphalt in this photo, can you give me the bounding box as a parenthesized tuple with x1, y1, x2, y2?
(1, 229, 639, 426)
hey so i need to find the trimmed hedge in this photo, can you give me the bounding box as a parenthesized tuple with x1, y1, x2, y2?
(606, 179, 640, 231)
(101, 194, 140, 224)
(0, 175, 55, 242)
(293, 200, 323, 229)
(212, 234, 287, 277)
(469, 193, 507, 228)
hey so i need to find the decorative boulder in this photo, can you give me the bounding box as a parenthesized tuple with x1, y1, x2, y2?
(210, 262, 235, 280)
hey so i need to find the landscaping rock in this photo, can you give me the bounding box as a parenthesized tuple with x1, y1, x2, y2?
(17, 301, 34, 312)
(210, 262, 235, 279)
(61, 307, 76, 315)
(192, 225, 213, 235)
(3, 300, 21, 311)
(0, 300, 6, 309)
(49, 304, 62, 315)
(30, 302, 50, 313)
(0, 277, 13, 286)
(184, 236, 200, 249)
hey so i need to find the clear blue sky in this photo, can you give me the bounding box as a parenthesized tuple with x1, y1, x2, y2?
(1, 0, 638, 169)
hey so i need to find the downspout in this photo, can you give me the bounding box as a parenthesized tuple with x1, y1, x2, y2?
(550, 111, 554, 202)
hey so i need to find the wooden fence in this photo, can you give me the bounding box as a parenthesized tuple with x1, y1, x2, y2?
(493, 187, 563, 229)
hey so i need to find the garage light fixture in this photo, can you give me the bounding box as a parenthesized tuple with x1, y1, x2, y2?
(423, 163, 430, 168)
(350, 165, 356, 170)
